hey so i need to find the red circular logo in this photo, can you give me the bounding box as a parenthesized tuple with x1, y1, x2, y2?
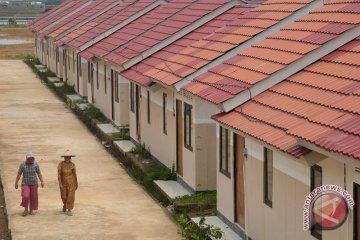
(311, 192, 348, 230)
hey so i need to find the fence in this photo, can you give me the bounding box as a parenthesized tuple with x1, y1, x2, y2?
(0, 17, 36, 25)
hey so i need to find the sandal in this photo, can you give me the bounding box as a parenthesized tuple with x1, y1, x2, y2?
(22, 210, 28, 216)
(66, 210, 73, 216)
(62, 206, 66, 213)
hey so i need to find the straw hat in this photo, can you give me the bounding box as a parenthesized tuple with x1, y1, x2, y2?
(61, 149, 76, 158)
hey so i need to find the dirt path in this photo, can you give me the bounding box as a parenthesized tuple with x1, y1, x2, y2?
(0, 60, 181, 240)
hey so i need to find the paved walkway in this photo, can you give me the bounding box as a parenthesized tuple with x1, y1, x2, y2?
(0, 60, 181, 240)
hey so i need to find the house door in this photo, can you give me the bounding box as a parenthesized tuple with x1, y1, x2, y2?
(55, 47, 58, 75)
(110, 70, 115, 121)
(63, 49, 68, 82)
(176, 99, 183, 176)
(76, 55, 80, 92)
(234, 134, 246, 229)
(90, 62, 94, 104)
(135, 85, 141, 141)
(354, 183, 360, 240)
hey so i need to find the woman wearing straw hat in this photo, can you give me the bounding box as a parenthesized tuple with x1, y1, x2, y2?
(58, 150, 78, 216)
(15, 152, 44, 216)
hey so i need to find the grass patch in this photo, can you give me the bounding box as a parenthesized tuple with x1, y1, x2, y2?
(83, 105, 103, 119)
(112, 130, 130, 140)
(147, 163, 177, 181)
(175, 192, 216, 205)
(130, 142, 151, 158)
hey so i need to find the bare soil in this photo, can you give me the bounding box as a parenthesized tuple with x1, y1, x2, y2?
(0, 26, 34, 59)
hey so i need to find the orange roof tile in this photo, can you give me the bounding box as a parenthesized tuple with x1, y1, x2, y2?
(214, 37, 360, 160)
(183, 0, 360, 105)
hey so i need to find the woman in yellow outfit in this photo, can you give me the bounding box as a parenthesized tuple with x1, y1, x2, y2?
(58, 150, 78, 216)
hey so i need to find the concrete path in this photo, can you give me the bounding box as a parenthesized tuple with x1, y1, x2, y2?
(0, 60, 181, 240)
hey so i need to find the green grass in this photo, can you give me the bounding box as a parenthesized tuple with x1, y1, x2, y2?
(130, 142, 151, 158)
(175, 192, 216, 205)
(112, 130, 130, 140)
(84, 105, 103, 119)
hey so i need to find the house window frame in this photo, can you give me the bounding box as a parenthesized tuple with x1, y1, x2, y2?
(130, 83, 135, 113)
(264, 147, 273, 208)
(96, 63, 99, 90)
(311, 165, 322, 240)
(78, 55, 82, 77)
(184, 103, 193, 151)
(104, 65, 107, 94)
(147, 90, 151, 124)
(113, 70, 119, 102)
(219, 126, 231, 178)
(163, 93, 167, 135)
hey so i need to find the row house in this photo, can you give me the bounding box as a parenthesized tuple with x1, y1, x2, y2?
(119, 0, 323, 192)
(28, 0, 360, 239)
(180, 1, 360, 239)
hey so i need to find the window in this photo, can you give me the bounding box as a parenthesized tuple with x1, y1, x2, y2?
(68, 52, 70, 70)
(96, 63, 99, 90)
(163, 93, 167, 135)
(130, 83, 135, 113)
(87, 63, 91, 83)
(104, 65, 107, 94)
(147, 91, 150, 124)
(264, 148, 273, 207)
(220, 126, 231, 177)
(184, 103, 192, 151)
(311, 165, 322, 240)
(78, 56, 82, 77)
(112, 70, 119, 102)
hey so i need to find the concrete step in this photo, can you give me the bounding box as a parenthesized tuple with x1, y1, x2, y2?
(47, 76, 60, 83)
(154, 180, 191, 200)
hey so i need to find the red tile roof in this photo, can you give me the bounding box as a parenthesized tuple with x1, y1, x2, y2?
(57, 0, 156, 48)
(80, 0, 232, 67)
(214, 37, 360, 160)
(120, 5, 251, 86)
(29, 0, 90, 32)
(141, 0, 315, 87)
(182, 0, 360, 105)
(40, 0, 119, 39)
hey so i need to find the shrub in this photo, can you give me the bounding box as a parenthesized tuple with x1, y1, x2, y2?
(147, 164, 177, 181)
(130, 142, 151, 158)
(84, 105, 103, 119)
(176, 214, 223, 240)
(112, 130, 130, 140)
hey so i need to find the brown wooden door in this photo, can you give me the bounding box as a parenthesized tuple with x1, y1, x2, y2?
(235, 134, 245, 229)
(355, 183, 360, 240)
(110, 70, 115, 121)
(64, 49, 68, 82)
(176, 100, 183, 176)
(76, 55, 80, 92)
(135, 85, 141, 141)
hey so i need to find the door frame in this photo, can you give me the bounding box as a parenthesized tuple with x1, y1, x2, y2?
(176, 99, 183, 176)
(234, 133, 246, 229)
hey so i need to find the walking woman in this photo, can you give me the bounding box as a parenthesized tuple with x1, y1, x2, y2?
(58, 150, 78, 216)
(15, 152, 44, 216)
